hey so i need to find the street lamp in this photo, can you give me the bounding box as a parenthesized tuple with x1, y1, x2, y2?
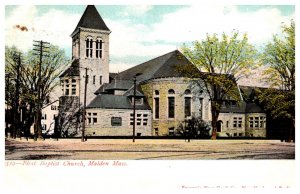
(133, 73, 142, 143)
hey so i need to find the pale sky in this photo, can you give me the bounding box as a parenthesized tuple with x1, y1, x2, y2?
(5, 4, 295, 74)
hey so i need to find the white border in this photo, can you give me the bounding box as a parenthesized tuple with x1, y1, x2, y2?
(1, 1, 298, 194)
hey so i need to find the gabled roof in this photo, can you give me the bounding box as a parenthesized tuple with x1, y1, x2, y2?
(59, 59, 80, 78)
(245, 103, 265, 113)
(71, 5, 110, 36)
(239, 85, 269, 102)
(105, 79, 133, 90)
(87, 94, 150, 110)
(95, 78, 133, 95)
(239, 86, 254, 102)
(118, 50, 200, 82)
(109, 73, 118, 80)
(94, 77, 133, 95)
(94, 83, 109, 95)
(123, 87, 145, 97)
(220, 101, 247, 113)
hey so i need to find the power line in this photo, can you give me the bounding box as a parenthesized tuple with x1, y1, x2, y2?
(32, 40, 50, 141)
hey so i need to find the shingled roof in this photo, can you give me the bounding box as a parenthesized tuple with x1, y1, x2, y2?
(123, 87, 145, 97)
(59, 59, 80, 78)
(239, 85, 269, 103)
(94, 83, 109, 95)
(105, 79, 133, 90)
(246, 102, 265, 113)
(94, 79, 133, 95)
(220, 101, 247, 113)
(87, 94, 150, 110)
(71, 5, 110, 35)
(109, 73, 118, 82)
(118, 50, 200, 82)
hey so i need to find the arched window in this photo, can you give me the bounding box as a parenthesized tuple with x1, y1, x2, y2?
(184, 89, 192, 118)
(154, 90, 159, 95)
(96, 38, 103, 58)
(168, 89, 175, 95)
(86, 37, 93, 58)
(217, 120, 223, 132)
(168, 89, 175, 118)
(184, 89, 191, 95)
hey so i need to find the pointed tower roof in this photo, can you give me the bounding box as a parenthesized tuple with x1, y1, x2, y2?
(71, 5, 110, 35)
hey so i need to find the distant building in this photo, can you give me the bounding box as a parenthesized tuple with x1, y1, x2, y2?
(41, 101, 59, 135)
(40, 86, 60, 135)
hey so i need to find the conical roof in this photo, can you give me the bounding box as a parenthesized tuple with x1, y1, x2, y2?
(71, 5, 110, 35)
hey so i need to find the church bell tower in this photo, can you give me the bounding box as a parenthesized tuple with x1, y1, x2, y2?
(70, 5, 111, 105)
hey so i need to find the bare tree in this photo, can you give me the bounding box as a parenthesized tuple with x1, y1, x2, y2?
(5, 45, 69, 140)
(57, 96, 82, 137)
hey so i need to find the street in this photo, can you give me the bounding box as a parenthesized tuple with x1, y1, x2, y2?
(5, 138, 295, 160)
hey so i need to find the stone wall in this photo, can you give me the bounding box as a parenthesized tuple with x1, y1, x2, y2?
(75, 28, 110, 105)
(141, 77, 210, 136)
(245, 113, 267, 137)
(217, 112, 267, 137)
(217, 113, 246, 137)
(85, 108, 152, 136)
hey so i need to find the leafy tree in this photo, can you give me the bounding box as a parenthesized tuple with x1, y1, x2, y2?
(181, 31, 258, 139)
(5, 45, 69, 140)
(176, 117, 211, 141)
(258, 20, 295, 142)
(262, 21, 295, 91)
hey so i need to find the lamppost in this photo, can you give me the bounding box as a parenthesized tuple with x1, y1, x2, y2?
(133, 73, 142, 143)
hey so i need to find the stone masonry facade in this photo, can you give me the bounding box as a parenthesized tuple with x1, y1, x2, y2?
(217, 112, 266, 137)
(141, 77, 211, 136)
(73, 28, 110, 106)
(85, 109, 152, 136)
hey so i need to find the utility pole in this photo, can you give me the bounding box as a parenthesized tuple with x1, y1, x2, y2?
(133, 76, 136, 143)
(81, 67, 89, 142)
(33, 40, 50, 141)
(132, 73, 142, 143)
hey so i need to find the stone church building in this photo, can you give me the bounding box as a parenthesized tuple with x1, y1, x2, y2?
(55, 5, 266, 138)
